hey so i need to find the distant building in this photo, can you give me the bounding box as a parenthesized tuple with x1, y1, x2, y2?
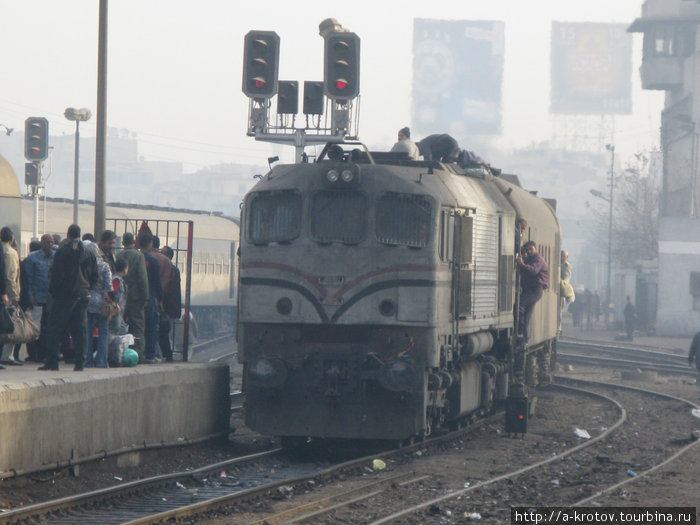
(2, 128, 263, 221)
(629, 0, 700, 334)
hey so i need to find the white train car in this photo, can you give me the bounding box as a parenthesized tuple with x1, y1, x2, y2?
(20, 197, 239, 334)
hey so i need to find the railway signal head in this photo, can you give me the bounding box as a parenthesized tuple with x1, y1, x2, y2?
(303, 81, 324, 115)
(242, 30, 280, 98)
(323, 32, 360, 99)
(24, 117, 49, 161)
(277, 81, 299, 114)
(25, 162, 39, 186)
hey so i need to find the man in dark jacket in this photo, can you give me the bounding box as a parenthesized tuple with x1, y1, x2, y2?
(0, 241, 6, 370)
(0, 237, 6, 304)
(139, 233, 163, 363)
(26, 234, 54, 362)
(98, 229, 117, 274)
(623, 296, 636, 340)
(158, 246, 180, 362)
(516, 240, 549, 347)
(39, 224, 98, 371)
(689, 332, 700, 397)
(416, 134, 461, 163)
(116, 232, 148, 358)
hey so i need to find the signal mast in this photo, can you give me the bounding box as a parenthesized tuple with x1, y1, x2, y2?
(242, 19, 361, 163)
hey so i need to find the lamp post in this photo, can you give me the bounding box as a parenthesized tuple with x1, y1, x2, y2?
(588, 143, 615, 327)
(64, 107, 92, 226)
(605, 144, 615, 326)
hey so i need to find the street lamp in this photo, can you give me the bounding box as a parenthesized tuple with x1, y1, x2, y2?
(589, 144, 615, 327)
(64, 107, 92, 226)
(604, 144, 615, 326)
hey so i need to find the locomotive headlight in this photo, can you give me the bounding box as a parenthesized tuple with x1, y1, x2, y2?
(326, 169, 340, 183)
(341, 169, 354, 182)
(378, 358, 417, 392)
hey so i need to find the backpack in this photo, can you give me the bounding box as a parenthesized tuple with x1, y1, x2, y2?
(163, 265, 182, 319)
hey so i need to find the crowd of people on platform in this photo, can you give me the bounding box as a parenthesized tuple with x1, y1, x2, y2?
(0, 224, 181, 371)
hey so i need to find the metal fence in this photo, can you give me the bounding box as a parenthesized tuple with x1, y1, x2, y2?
(106, 217, 194, 361)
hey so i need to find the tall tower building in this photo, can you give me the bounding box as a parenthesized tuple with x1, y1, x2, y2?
(629, 0, 700, 334)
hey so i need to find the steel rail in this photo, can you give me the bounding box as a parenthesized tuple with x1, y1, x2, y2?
(557, 351, 695, 377)
(367, 376, 699, 524)
(0, 449, 281, 525)
(107, 414, 505, 525)
(555, 377, 700, 507)
(366, 382, 627, 525)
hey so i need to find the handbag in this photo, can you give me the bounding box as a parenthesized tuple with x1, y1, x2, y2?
(1, 306, 39, 344)
(0, 305, 14, 335)
(560, 280, 575, 298)
(100, 301, 120, 319)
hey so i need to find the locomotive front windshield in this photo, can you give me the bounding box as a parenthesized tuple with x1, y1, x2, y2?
(376, 193, 431, 247)
(248, 190, 302, 244)
(311, 191, 367, 244)
(247, 189, 432, 247)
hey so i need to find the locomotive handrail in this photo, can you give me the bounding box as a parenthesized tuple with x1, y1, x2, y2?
(316, 140, 376, 164)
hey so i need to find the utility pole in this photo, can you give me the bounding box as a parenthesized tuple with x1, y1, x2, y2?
(94, 0, 108, 239)
(605, 144, 615, 327)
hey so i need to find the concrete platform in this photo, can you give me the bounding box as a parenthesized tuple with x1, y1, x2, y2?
(0, 362, 230, 477)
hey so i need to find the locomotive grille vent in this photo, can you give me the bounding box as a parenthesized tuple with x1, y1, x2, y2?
(376, 193, 431, 247)
(311, 191, 367, 244)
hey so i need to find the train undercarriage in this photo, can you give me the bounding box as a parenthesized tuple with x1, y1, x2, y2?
(241, 323, 557, 443)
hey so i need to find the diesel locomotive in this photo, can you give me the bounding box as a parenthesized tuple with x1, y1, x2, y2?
(237, 144, 561, 443)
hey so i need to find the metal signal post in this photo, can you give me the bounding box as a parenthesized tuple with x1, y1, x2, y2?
(242, 20, 361, 162)
(24, 118, 49, 239)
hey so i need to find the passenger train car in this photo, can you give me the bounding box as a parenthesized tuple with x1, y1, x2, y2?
(19, 197, 239, 334)
(237, 144, 561, 443)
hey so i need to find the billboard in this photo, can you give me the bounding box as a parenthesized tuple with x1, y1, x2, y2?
(551, 22, 632, 114)
(412, 19, 504, 136)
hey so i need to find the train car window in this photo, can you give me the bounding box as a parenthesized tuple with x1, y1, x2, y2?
(376, 193, 431, 247)
(248, 190, 302, 244)
(311, 191, 367, 244)
(439, 210, 446, 260)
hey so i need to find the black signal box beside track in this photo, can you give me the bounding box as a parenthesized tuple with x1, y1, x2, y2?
(505, 395, 528, 434)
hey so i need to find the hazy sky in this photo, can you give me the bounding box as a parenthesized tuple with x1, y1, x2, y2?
(0, 1, 663, 171)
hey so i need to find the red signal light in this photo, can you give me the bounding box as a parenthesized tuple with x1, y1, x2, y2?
(255, 79, 266, 88)
(336, 80, 347, 90)
(518, 414, 525, 420)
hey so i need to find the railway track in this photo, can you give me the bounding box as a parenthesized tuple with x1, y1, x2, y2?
(0, 449, 287, 525)
(0, 411, 505, 524)
(5, 340, 697, 523)
(558, 338, 695, 377)
(293, 379, 700, 524)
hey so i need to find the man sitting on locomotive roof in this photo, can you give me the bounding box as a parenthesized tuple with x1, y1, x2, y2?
(515, 240, 549, 348)
(390, 126, 420, 160)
